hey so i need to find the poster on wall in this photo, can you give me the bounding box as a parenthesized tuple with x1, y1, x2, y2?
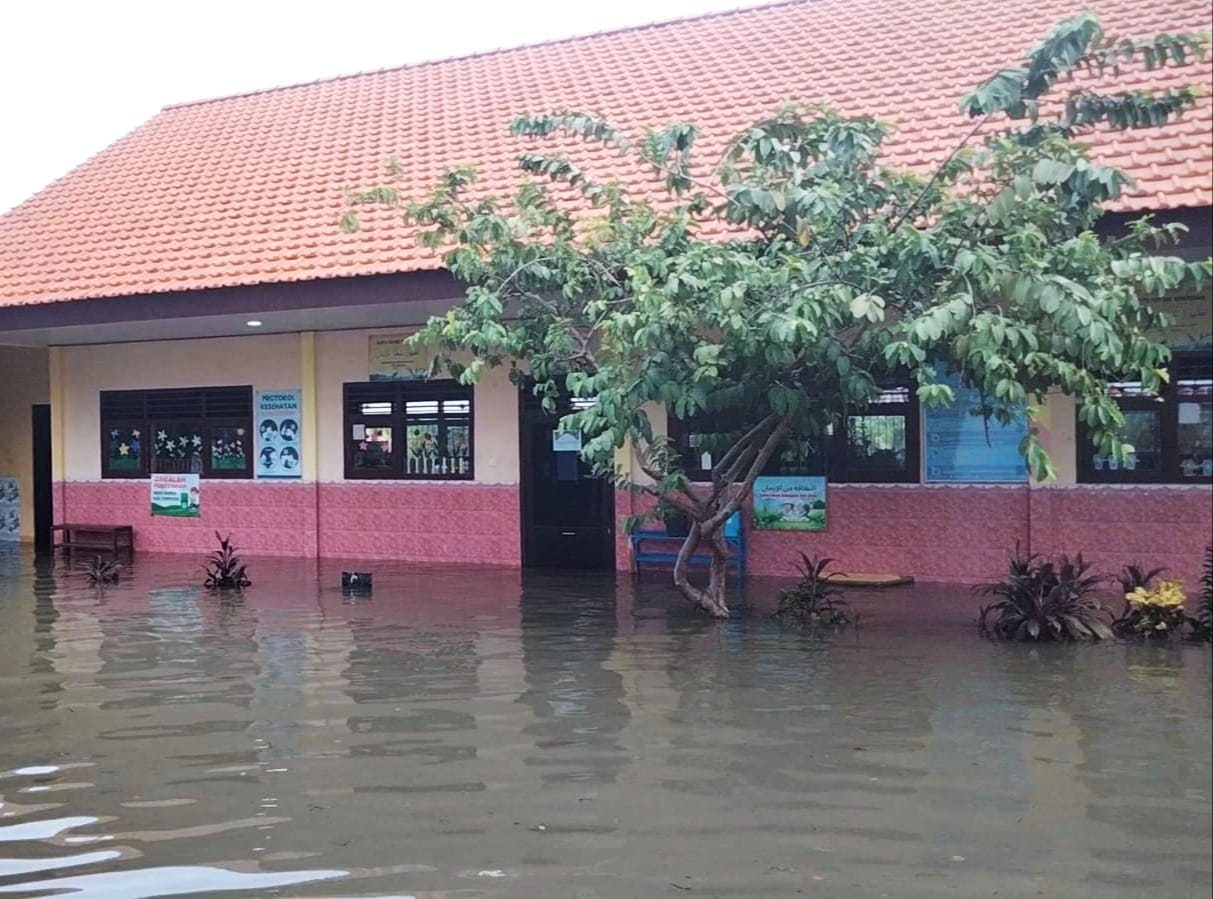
(369, 334, 429, 381)
(753, 476, 827, 531)
(255, 390, 303, 479)
(150, 473, 200, 517)
(0, 477, 19, 542)
(1151, 294, 1213, 349)
(924, 370, 1027, 483)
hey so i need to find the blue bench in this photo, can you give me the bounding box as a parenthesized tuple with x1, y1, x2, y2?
(630, 511, 745, 575)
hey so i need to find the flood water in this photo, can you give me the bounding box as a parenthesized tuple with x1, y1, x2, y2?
(0, 547, 1209, 898)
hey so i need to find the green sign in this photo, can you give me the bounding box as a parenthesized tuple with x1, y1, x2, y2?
(753, 476, 827, 530)
(150, 473, 200, 517)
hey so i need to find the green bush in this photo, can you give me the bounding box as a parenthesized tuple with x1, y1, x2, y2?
(203, 532, 250, 591)
(775, 554, 852, 629)
(82, 555, 121, 585)
(979, 548, 1111, 641)
(1191, 544, 1213, 642)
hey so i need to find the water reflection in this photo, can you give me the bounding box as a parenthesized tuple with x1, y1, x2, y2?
(0, 550, 1208, 896)
(518, 571, 631, 786)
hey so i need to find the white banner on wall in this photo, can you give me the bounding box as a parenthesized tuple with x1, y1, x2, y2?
(0, 477, 19, 541)
(369, 334, 429, 381)
(150, 473, 200, 517)
(255, 390, 303, 479)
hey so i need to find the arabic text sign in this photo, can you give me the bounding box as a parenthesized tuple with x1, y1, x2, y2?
(753, 476, 827, 531)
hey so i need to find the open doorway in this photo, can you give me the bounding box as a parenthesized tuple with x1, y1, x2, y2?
(519, 389, 614, 570)
(31, 404, 52, 551)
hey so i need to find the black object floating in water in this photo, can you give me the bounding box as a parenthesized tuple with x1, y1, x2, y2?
(341, 571, 372, 592)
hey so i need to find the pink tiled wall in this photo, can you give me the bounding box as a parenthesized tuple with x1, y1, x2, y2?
(59, 480, 520, 565)
(616, 485, 1026, 584)
(61, 480, 320, 557)
(617, 483, 1213, 591)
(745, 485, 1027, 583)
(1031, 486, 1213, 591)
(316, 482, 520, 565)
(60, 479, 1211, 591)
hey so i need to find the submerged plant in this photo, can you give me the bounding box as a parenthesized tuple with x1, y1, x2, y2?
(1115, 563, 1166, 596)
(203, 531, 250, 591)
(82, 555, 121, 584)
(1190, 544, 1213, 642)
(978, 548, 1111, 641)
(1114, 579, 1187, 640)
(774, 554, 852, 629)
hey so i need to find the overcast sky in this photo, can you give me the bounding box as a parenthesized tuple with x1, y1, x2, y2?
(0, 0, 768, 213)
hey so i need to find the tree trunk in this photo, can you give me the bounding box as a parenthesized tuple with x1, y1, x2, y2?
(670, 415, 792, 618)
(672, 520, 731, 617)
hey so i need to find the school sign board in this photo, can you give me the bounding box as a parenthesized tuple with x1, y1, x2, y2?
(369, 334, 429, 381)
(151, 473, 200, 517)
(255, 390, 303, 479)
(753, 476, 827, 530)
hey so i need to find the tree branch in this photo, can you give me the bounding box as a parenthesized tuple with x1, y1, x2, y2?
(889, 113, 990, 232)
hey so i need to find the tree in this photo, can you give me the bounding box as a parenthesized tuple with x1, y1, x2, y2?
(342, 15, 1211, 617)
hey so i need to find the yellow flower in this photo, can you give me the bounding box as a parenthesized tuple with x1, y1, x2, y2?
(1127, 581, 1186, 610)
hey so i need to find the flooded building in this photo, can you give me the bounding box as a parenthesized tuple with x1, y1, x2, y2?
(0, 0, 1210, 586)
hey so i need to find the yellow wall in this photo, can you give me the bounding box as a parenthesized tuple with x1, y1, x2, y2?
(0, 346, 50, 540)
(1032, 392, 1078, 486)
(61, 335, 302, 480)
(59, 330, 521, 485)
(315, 329, 519, 484)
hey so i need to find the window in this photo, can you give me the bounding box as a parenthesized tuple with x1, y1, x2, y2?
(100, 387, 253, 479)
(667, 374, 919, 484)
(669, 412, 746, 482)
(1079, 350, 1213, 484)
(343, 381, 473, 480)
(830, 379, 920, 483)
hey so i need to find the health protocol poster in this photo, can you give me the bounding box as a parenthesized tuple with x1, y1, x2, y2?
(255, 390, 303, 479)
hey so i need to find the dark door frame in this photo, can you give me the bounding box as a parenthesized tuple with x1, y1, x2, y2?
(518, 387, 615, 570)
(31, 403, 53, 551)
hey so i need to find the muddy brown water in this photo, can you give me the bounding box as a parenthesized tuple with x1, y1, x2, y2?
(0, 547, 1209, 898)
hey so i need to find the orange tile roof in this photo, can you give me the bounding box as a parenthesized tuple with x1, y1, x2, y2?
(1, 0, 1210, 308)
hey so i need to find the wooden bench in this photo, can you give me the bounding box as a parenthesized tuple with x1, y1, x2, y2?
(631, 512, 745, 575)
(52, 524, 134, 558)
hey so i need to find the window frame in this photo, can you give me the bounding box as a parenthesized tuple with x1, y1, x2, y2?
(830, 378, 921, 484)
(99, 387, 254, 480)
(667, 411, 749, 484)
(342, 380, 475, 481)
(1077, 349, 1213, 485)
(666, 373, 921, 485)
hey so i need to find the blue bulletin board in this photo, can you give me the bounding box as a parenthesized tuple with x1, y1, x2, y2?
(924, 371, 1027, 483)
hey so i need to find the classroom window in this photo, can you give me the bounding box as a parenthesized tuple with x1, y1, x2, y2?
(831, 381, 919, 483)
(100, 387, 253, 479)
(667, 375, 918, 483)
(343, 381, 474, 480)
(1078, 350, 1213, 483)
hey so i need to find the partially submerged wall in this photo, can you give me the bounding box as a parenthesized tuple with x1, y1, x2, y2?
(0, 346, 49, 542)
